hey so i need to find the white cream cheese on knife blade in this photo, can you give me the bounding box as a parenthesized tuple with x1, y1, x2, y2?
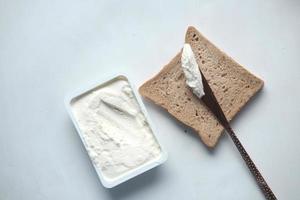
(181, 43, 205, 99)
(70, 79, 161, 179)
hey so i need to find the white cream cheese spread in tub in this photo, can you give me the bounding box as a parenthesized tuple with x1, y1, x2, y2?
(70, 77, 161, 179)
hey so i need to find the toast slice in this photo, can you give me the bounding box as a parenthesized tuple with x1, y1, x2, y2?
(139, 26, 263, 147)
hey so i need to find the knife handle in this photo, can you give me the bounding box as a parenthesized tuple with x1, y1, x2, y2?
(226, 126, 277, 200)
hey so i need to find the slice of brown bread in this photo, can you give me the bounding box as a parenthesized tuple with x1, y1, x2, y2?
(139, 26, 263, 147)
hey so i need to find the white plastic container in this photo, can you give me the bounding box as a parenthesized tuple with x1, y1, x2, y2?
(65, 75, 167, 188)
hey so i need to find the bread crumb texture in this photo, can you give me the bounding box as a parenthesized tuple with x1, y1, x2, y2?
(139, 26, 263, 147)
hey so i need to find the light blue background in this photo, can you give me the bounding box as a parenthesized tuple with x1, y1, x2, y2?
(1, 0, 299, 199)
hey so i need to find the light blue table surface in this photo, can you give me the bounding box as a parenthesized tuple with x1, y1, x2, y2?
(1, 0, 299, 199)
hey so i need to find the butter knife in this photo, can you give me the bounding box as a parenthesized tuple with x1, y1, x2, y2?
(199, 71, 277, 200)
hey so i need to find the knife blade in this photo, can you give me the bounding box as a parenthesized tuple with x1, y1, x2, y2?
(199, 71, 277, 200)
